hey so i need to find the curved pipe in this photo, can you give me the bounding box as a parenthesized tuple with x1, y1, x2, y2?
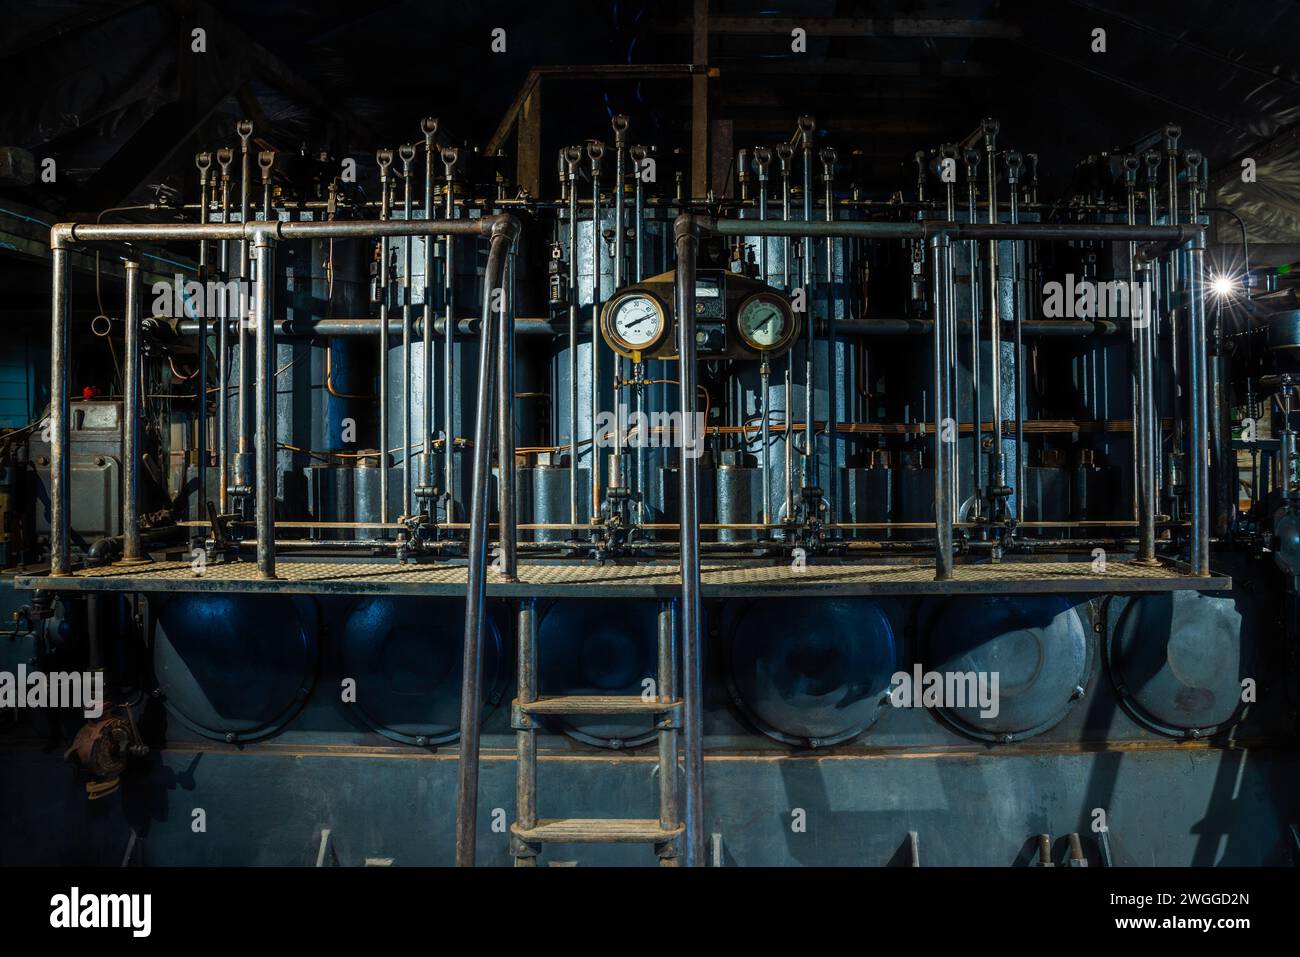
(454, 217, 518, 867)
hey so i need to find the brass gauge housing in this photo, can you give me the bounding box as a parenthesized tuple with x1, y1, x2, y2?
(600, 289, 671, 361)
(735, 290, 800, 356)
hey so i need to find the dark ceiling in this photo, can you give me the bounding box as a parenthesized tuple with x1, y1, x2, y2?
(1, 0, 1298, 216)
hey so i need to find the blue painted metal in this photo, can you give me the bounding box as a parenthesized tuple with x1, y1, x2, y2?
(337, 597, 506, 745)
(920, 595, 1090, 741)
(1108, 590, 1251, 736)
(152, 595, 319, 742)
(2, 744, 1296, 867)
(725, 597, 898, 747)
(536, 598, 660, 748)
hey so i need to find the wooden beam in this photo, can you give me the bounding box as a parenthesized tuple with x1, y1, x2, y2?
(662, 16, 1022, 39)
(483, 64, 703, 159)
(691, 0, 710, 199)
(709, 118, 732, 199)
(516, 87, 541, 198)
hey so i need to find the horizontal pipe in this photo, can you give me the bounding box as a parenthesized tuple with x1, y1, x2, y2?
(52, 217, 506, 248)
(173, 316, 1118, 339)
(706, 217, 1203, 244)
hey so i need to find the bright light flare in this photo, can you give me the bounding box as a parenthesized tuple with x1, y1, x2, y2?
(1210, 274, 1239, 298)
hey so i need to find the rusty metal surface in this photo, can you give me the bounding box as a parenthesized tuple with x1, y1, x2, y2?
(12, 557, 1230, 597)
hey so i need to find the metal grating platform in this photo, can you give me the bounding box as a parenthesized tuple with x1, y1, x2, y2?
(11, 557, 1230, 598)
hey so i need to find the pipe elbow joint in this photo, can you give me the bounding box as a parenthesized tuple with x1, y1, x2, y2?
(50, 223, 76, 249)
(487, 214, 522, 244)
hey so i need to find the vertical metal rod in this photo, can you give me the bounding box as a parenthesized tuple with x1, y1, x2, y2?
(513, 598, 537, 867)
(632, 146, 646, 282)
(755, 154, 770, 283)
(778, 146, 792, 291)
(122, 261, 143, 563)
(657, 599, 680, 866)
(195, 154, 210, 526)
(611, 121, 631, 500)
(236, 120, 253, 494)
(376, 152, 393, 524)
(631, 147, 647, 524)
(801, 122, 816, 492)
(778, 146, 794, 526)
(1126, 156, 1155, 562)
(672, 217, 705, 867)
(565, 149, 581, 525)
(932, 234, 955, 579)
(942, 148, 959, 526)
(965, 149, 983, 519)
(422, 119, 439, 498)
(454, 230, 510, 867)
(443, 148, 460, 523)
(1186, 177, 1210, 576)
(400, 146, 415, 516)
(497, 248, 517, 579)
(1166, 126, 1184, 463)
(1143, 151, 1164, 557)
(760, 357, 771, 527)
(1124, 160, 1142, 526)
(1007, 152, 1025, 525)
(253, 236, 277, 579)
(983, 119, 1003, 509)
(783, 362, 793, 524)
(589, 143, 605, 524)
(821, 148, 837, 521)
(216, 152, 232, 513)
(50, 243, 70, 575)
(612, 118, 627, 290)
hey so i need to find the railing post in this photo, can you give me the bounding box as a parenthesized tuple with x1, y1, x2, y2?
(932, 232, 955, 580)
(673, 214, 705, 866)
(49, 236, 70, 576)
(497, 245, 517, 580)
(455, 222, 513, 866)
(121, 261, 144, 563)
(1184, 152, 1211, 577)
(252, 234, 277, 579)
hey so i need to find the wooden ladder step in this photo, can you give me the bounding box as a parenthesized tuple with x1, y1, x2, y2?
(512, 819, 684, 844)
(515, 695, 682, 716)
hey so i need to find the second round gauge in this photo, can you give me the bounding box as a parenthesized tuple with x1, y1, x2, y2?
(736, 292, 798, 354)
(601, 291, 670, 358)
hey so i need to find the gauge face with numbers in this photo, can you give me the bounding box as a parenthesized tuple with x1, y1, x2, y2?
(736, 292, 797, 354)
(601, 291, 669, 357)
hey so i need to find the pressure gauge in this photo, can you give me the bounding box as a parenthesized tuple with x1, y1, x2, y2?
(601, 290, 670, 359)
(736, 291, 798, 354)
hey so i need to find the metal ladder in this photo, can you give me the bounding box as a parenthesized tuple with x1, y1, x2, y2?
(508, 598, 685, 866)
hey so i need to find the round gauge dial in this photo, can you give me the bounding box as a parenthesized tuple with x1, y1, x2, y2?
(736, 292, 797, 353)
(602, 291, 668, 357)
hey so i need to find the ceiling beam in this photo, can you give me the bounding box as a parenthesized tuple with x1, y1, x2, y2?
(716, 58, 996, 77)
(662, 17, 1022, 39)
